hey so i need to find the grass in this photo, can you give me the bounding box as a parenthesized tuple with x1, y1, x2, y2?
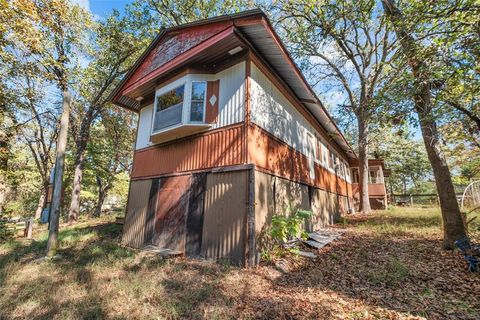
(0, 206, 479, 319)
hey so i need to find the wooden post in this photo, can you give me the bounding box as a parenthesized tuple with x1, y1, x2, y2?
(26, 218, 33, 239)
(410, 194, 413, 206)
(46, 91, 71, 257)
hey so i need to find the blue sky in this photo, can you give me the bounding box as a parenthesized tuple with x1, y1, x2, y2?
(73, 0, 132, 17)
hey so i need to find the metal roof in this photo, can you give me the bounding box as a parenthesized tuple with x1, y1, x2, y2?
(109, 9, 356, 158)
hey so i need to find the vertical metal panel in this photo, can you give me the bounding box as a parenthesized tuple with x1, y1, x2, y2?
(122, 180, 152, 248)
(274, 175, 310, 216)
(213, 61, 245, 129)
(310, 188, 340, 229)
(131, 124, 245, 179)
(202, 170, 248, 265)
(144, 178, 159, 245)
(185, 173, 206, 256)
(136, 105, 153, 150)
(248, 125, 351, 196)
(153, 175, 191, 252)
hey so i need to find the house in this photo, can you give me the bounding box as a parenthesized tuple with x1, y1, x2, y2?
(109, 9, 388, 265)
(349, 159, 390, 210)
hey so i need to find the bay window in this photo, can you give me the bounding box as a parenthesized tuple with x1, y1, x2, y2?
(151, 75, 212, 142)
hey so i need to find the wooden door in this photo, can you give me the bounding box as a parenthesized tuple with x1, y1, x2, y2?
(153, 175, 191, 251)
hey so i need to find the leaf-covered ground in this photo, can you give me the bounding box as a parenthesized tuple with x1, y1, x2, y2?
(1, 207, 479, 319)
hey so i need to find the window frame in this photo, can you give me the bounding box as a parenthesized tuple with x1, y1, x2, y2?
(189, 80, 207, 124)
(151, 82, 187, 133)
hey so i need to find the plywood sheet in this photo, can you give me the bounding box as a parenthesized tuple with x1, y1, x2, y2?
(185, 173, 206, 256)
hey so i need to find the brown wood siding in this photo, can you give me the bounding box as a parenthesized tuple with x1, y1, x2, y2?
(205, 80, 219, 123)
(247, 124, 351, 196)
(352, 183, 386, 197)
(202, 170, 248, 265)
(153, 175, 191, 251)
(131, 123, 245, 179)
(122, 180, 152, 248)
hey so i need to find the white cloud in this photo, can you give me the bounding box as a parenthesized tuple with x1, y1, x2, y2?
(71, 0, 90, 11)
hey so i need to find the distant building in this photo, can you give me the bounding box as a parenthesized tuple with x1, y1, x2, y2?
(110, 10, 388, 265)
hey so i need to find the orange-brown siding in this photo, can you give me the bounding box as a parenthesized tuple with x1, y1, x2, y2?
(247, 124, 351, 197)
(131, 123, 245, 179)
(352, 183, 386, 198)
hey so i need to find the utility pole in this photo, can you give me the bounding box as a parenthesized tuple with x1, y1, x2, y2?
(46, 91, 72, 257)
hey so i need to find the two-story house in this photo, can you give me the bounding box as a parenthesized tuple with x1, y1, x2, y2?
(109, 9, 388, 265)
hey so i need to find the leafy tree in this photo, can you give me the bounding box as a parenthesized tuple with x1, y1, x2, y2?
(8, 0, 92, 256)
(273, 0, 396, 213)
(381, 0, 468, 248)
(371, 129, 431, 194)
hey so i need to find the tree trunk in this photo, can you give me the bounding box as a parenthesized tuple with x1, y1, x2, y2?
(357, 116, 371, 213)
(67, 152, 85, 223)
(67, 109, 94, 223)
(34, 183, 48, 219)
(382, 0, 467, 249)
(93, 176, 111, 217)
(46, 90, 71, 257)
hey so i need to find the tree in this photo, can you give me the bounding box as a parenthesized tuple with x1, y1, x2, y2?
(381, 0, 467, 248)
(9, 0, 92, 256)
(85, 109, 135, 217)
(66, 0, 255, 222)
(67, 11, 140, 223)
(274, 0, 396, 213)
(371, 128, 431, 194)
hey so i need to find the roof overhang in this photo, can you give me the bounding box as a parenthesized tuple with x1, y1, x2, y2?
(109, 9, 356, 159)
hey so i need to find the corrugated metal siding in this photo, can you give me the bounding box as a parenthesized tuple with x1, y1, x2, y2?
(202, 170, 248, 265)
(122, 180, 152, 248)
(254, 170, 344, 238)
(212, 61, 245, 130)
(310, 188, 340, 229)
(131, 124, 245, 179)
(250, 63, 347, 163)
(248, 125, 351, 196)
(134, 62, 245, 151)
(136, 105, 154, 150)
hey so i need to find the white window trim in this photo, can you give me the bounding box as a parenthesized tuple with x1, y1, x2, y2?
(151, 74, 214, 136)
(151, 76, 188, 136)
(189, 80, 207, 124)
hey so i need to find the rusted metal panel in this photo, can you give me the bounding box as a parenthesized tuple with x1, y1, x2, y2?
(131, 123, 245, 179)
(202, 170, 248, 265)
(185, 173, 206, 256)
(248, 125, 351, 196)
(153, 175, 191, 252)
(144, 178, 159, 245)
(122, 23, 232, 94)
(122, 180, 152, 248)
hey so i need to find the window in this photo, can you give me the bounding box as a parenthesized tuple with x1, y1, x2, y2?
(322, 144, 328, 165)
(369, 168, 382, 184)
(153, 85, 185, 131)
(307, 133, 316, 179)
(190, 81, 206, 122)
(315, 138, 322, 162)
(329, 149, 335, 169)
(351, 168, 359, 183)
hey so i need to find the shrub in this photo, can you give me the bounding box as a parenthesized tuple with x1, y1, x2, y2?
(260, 209, 313, 261)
